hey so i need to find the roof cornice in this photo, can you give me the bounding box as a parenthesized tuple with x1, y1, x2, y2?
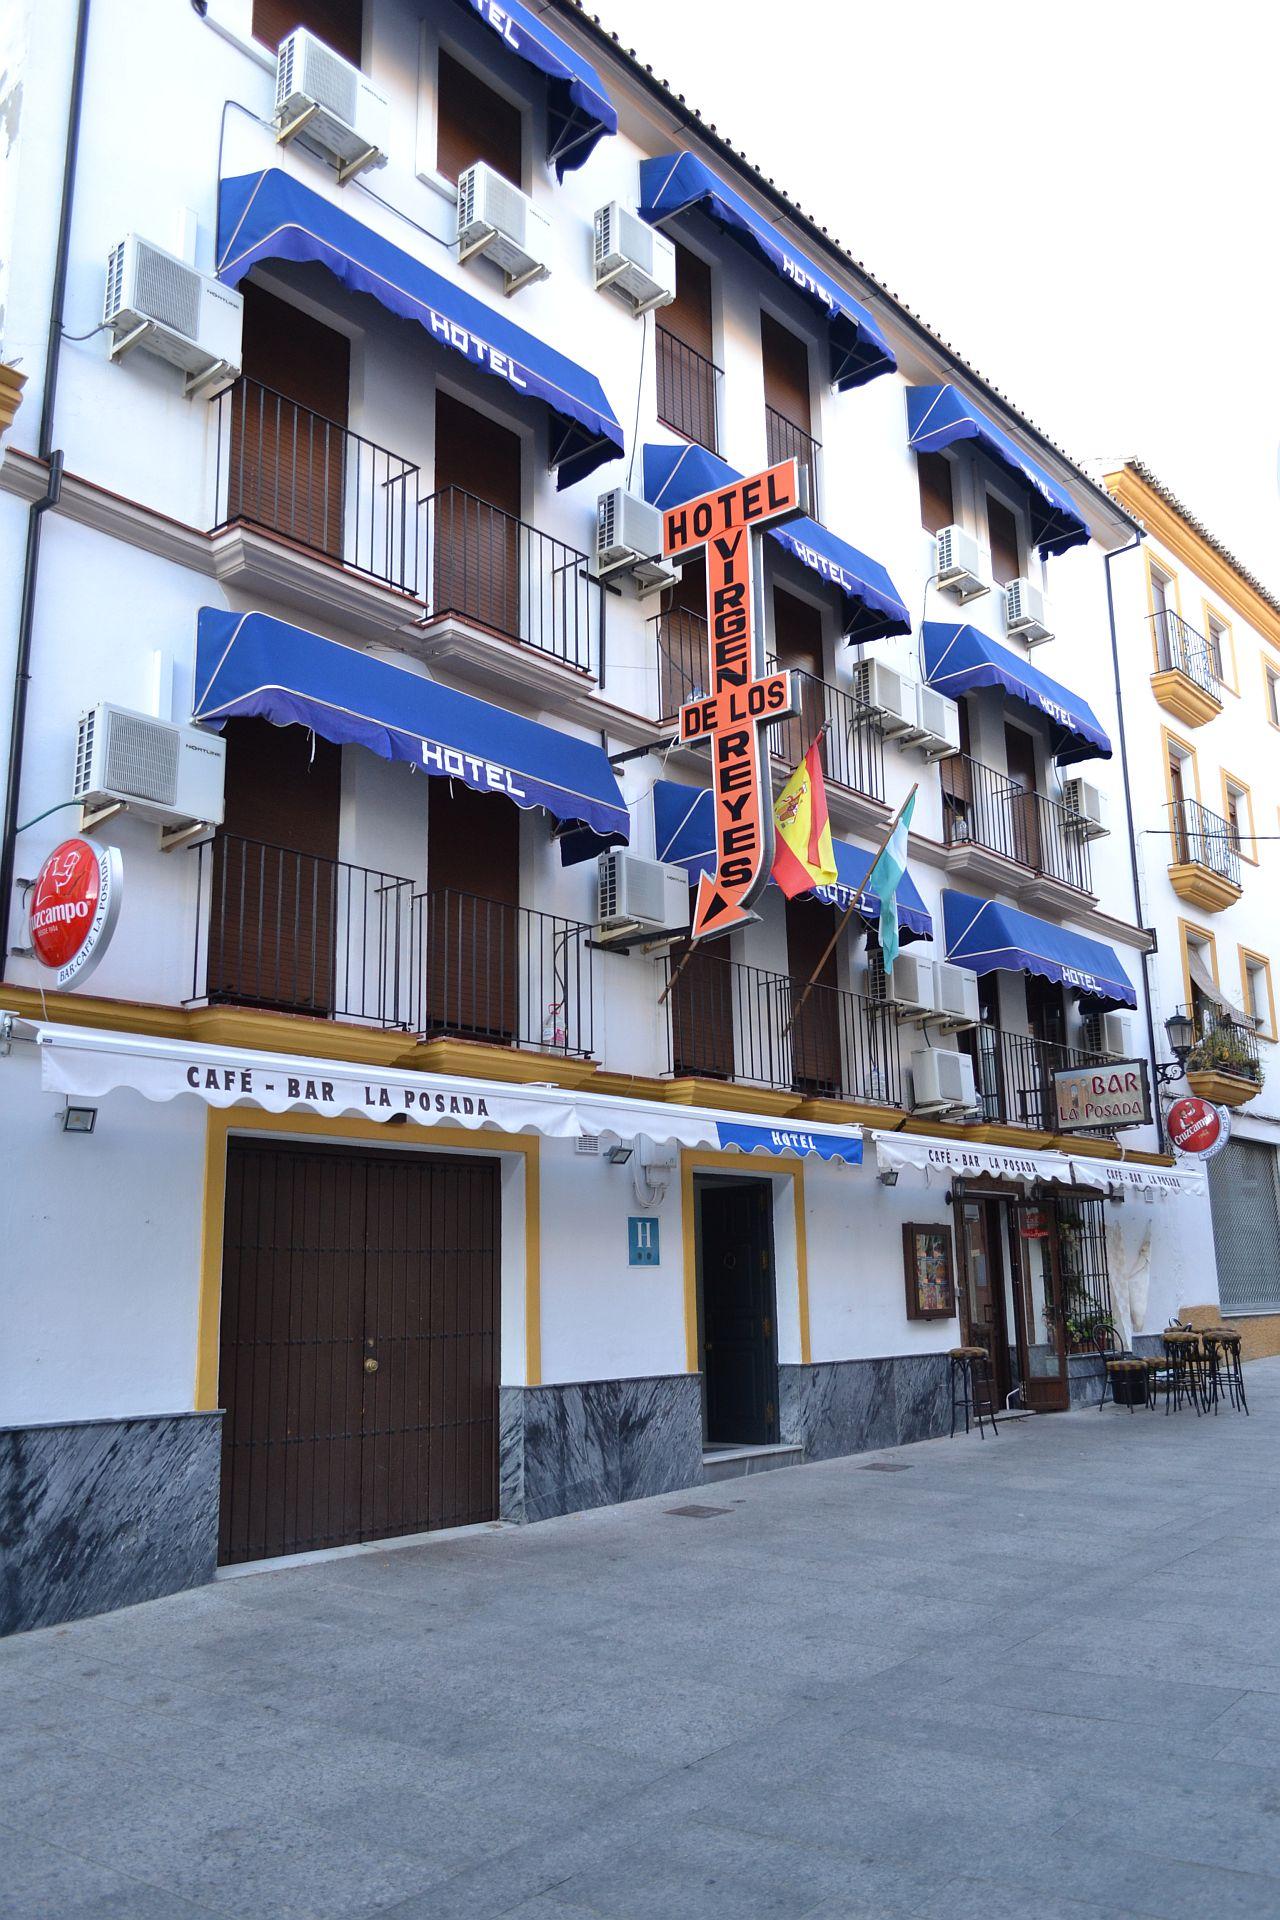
(1104, 465, 1280, 650)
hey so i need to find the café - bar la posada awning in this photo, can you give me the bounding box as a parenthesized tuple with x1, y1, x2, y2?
(639, 153, 896, 390)
(447, 0, 617, 176)
(869, 1130, 1204, 1201)
(654, 781, 933, 941)
(216, 169, 623, 488)
(27, 1024, 864, 1166)
(922, 623, 1111, 765)
(193, 608, 629, 862)
(642, 443, 910, 642)
(942, 890, 1136, 1010)
(906, 385, 1091, 557)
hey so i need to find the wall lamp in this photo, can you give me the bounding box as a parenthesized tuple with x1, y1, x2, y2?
(605, 1142, 633, 1165)
(59, 1103, 97, 1135)
(1155, 1009, 1195, 1087)
(877, 1168, 898, 1187)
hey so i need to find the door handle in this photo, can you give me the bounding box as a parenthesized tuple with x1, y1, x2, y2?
(364, 1356, 379, 1374)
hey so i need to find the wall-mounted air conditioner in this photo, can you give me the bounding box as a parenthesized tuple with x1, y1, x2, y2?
(103, 237, 243, 393)
(1061, 776, 1108, 839)
(597, 852, 689, 938)
(1080, 1010, 1130, 1058)
(593, 203, 676, 315)
(596, 489, 680, 589)
(1004, 576, 1053, 646)
(867, 948, 935, 1019)
(457, 162, 552, 295)
(853, 658, 915, 736)
(932, 962, 979, 1030)
(274, 29, 390, 182)
(913, 684, 961, 761)
(910, 1046, 977, 1115)
(74, 705, 226, 830)
(935, 524, 989, 602)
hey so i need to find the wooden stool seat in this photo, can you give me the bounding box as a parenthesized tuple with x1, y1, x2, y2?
(950, 1345, 989, 1360)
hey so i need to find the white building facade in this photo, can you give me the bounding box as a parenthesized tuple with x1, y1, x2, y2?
(0, 0, 1214, 1633)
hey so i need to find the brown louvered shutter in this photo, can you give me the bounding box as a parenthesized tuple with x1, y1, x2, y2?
(425, 780, 521, 1042)
(917, 452, 955, 534)
(432, 389, 522, 639)
(252, 0, 363, 64)
(659, 553, 708, 719)
(670, 921, 735, 1080)
(436, 49, 523, 186)
(657, 245, 717, 449)
(761, 312, 811, 435)
(785, 896, 841, 1096)
(771, 587, 827, 775)
(987, 495, 1022, 585)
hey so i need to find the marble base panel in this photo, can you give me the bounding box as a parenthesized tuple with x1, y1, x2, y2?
(779, 1353, 952, 1462)
(500, 1375, 703, 1523)
(0, 1412, 222, 1638)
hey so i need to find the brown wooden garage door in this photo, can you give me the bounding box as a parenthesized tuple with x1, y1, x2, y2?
(218, 1140, 499, 1565)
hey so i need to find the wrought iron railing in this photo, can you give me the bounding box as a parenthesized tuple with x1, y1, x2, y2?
(191, 835, 416, 1026)
(410, 888, 594, 1057)
(1183, 1001, 1263, 1085)
(420, 487, 596, 673)
(965, 1024, 1109, 1132)
(212, 378, 420, 592)
(1168, 796, 1241, 885)
(1150, 609, 1223, 697)
(941, 753, 1093, 894)
(765, 404, 821, 519)
(656, 323, 720, 452)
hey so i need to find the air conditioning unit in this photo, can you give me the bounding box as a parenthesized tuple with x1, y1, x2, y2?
(911, 1046, 978, 1115)
(934, 524, 989, 602)
(593, 203, 676, 315)
(1061, 776, 1108, 839)
(457, 162, 552, 295)
(103, 237, 243, 392)
(596, 489, 680, 589)
(913, 683, 961, 761)
(274, 29, 389, 182)
(74, 705, 226, 829)
(1004, 576, 1053, 646)
(853, 658, 916, 736)
(597, 852, 689, 937)
(932, 961, 979, 1030)
(867, 947, 935, 1018)
(1080, 1011, 1130, 1058)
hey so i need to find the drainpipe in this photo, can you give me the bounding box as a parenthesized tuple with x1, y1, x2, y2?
(0, 0, 92, 974)
(1104, 523, 1164, 1149)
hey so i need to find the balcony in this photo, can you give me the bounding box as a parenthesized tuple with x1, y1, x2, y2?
(965, 1024, 1110, 1135)
(656, 323, 720, 452)
(1181, 1002, 1262, 1108)
(764, 404, 821, 520)
(191, 838, 594, 1057)
(1149, 610, 1223, 727)
(940, 754, 1094, 905)
(652, 609, 885, 803)
(1167, 797, 1242, 912)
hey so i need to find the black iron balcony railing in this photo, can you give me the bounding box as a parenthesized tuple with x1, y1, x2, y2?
(965, 1024, 1110, 1133)
(191, 835, 416, 1027)
(1183, 1002, 1263, 1085)
(212, 378, 420, 592)
(665, 949, 903, 1105)
(656, 323, 720, 452)
(410, 888, 594, 1057)
(941, 753, 1093, 894)
(764, 404, 821, 519)
(420, 486, 595, 674)
(1168, 796, 1241, 885)
(1151, 609, 1223, 697)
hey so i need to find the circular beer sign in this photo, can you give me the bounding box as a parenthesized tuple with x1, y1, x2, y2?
(1167, 1094, 1229, 1159)
(28, 838, 123, 988)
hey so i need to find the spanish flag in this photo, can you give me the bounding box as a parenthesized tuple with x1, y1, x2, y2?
(771, 742, 838, 898)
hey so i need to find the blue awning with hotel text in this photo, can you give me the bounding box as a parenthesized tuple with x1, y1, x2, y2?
(943, 890, 1135, 1009)
(922, 623, 1111, 765)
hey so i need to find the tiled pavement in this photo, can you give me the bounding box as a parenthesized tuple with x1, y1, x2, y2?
(4, 1361, 1280, 1919)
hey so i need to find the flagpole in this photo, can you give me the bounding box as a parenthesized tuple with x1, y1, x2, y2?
(780, 781, 919, 1042)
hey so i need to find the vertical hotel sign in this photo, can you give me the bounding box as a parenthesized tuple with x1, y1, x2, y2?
(663, 459, 805, 939)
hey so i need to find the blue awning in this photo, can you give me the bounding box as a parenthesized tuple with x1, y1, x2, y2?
(906, 385, 1090, 557)
(193, 608, 629, 860)
(447, 0, 617, 176)
(715, 1119, 863, 1165)
(942, 890, 1135, 1010)
(642, 443, 910, 642)
(921, 623, 1110, 766)
(655, 781, 932, 942)
(639, 153, 895, 391)
(216, 169, 623, 489)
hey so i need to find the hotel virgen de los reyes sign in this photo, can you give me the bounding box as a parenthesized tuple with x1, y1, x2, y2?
(662, 458, 806, 940)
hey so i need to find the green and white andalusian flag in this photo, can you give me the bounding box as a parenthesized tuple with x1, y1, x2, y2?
(868, 788, 917, 977)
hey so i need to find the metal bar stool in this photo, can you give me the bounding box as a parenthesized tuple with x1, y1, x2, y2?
(949, 1346, 1000, 1438)
(1201, 1327, 1249, 1414)
(1161, 1330, 1204, 1414)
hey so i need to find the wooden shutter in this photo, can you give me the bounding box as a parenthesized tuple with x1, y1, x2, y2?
(252, 0, 363, 62)
(664, 243, 714, 357)
(917, 452, 955, 534)
(785, 895, 842, 1095)
(771, 588, 826, 773)
(761, 312, 811, 433)
(670, 917, 735, 1079)
(987, 495, 1022, 585)
(1004, 724, 1041, 871)
(436, 49, 523, 186)
(229, 283, 350, 562)
(425, 780, 521, 1041)
(657, 245, 717, 449)
(432, 389, 522, 638)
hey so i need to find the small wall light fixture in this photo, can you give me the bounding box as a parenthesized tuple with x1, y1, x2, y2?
(59, 1103, 97, 1135)
(877, 1168, 898, 1187)
(605, 1142, 634, 1165)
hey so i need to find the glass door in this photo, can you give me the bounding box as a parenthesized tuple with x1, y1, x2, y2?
(957, 1195, 1011, 1405)
(1008, 1200, 1070, 1411)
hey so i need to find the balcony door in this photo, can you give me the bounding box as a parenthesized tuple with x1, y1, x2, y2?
(207, 718, 342, 1015)
(1004, 722, 1042, 871)
(761, 313, 815, 512)
(670, 903, 734, 1080)
(658, 554, 708, 721)
(785, 896, 841, 1096)
(424, 781, 520, 1043)
(657, 243, 717, 451)
(771, 588, 826, 776)
(432, 390, 522, 640)
(227, 283, 350, 562)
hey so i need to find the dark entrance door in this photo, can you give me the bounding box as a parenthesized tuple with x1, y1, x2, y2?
(433, 390, 522, 638)
(1004, 723, 1041, 872)
(229, 283, 350, 562)
(771, 587, 827, 777)
(218, 1140, 500, 1564)
(696, 1177, 778, 1445)
(424, 780, 521, 1042)
(1006, 1199, 1070, 1411)
(956, 1191, 1012, 1408)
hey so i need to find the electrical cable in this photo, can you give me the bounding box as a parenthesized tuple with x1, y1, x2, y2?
(625, 309, 648, 493)
(61, 322, 111, 342)
(16, 800, 81, 835)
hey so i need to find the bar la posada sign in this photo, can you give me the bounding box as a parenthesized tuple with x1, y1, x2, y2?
(663, 458, 805, 940)
(1053, 1059, 1153, 1133)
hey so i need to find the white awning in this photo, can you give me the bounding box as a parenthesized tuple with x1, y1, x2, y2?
(1067, 1157, 1204, 1202)
(870, 1128, 1203, 1200)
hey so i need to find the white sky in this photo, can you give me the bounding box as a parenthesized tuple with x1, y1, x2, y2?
(592, 0, 1279, 580)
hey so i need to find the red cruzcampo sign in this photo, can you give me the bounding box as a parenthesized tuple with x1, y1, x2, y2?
(663, 459, 805, 940)
(1167, 1094, 1229, 1158)
(28, 837, 123, 989)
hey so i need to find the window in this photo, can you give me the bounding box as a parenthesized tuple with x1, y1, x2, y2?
(436, 48, 523, 185)
(1148, 561, 1177, 669)
(1265, 662, 1280, 729)
(1204, 611, 1228, 685)
(253, 0, 362, 63)
(655, 243, 718, 452)
(1182, 924, 1219, 1028)
(917, 453, 955, 535)
(1222, 774, 1255, 863)
(1241, 951, 1275, 1039)
(1166, 738, 1194, 860)
(986, 494, 1022, 585)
